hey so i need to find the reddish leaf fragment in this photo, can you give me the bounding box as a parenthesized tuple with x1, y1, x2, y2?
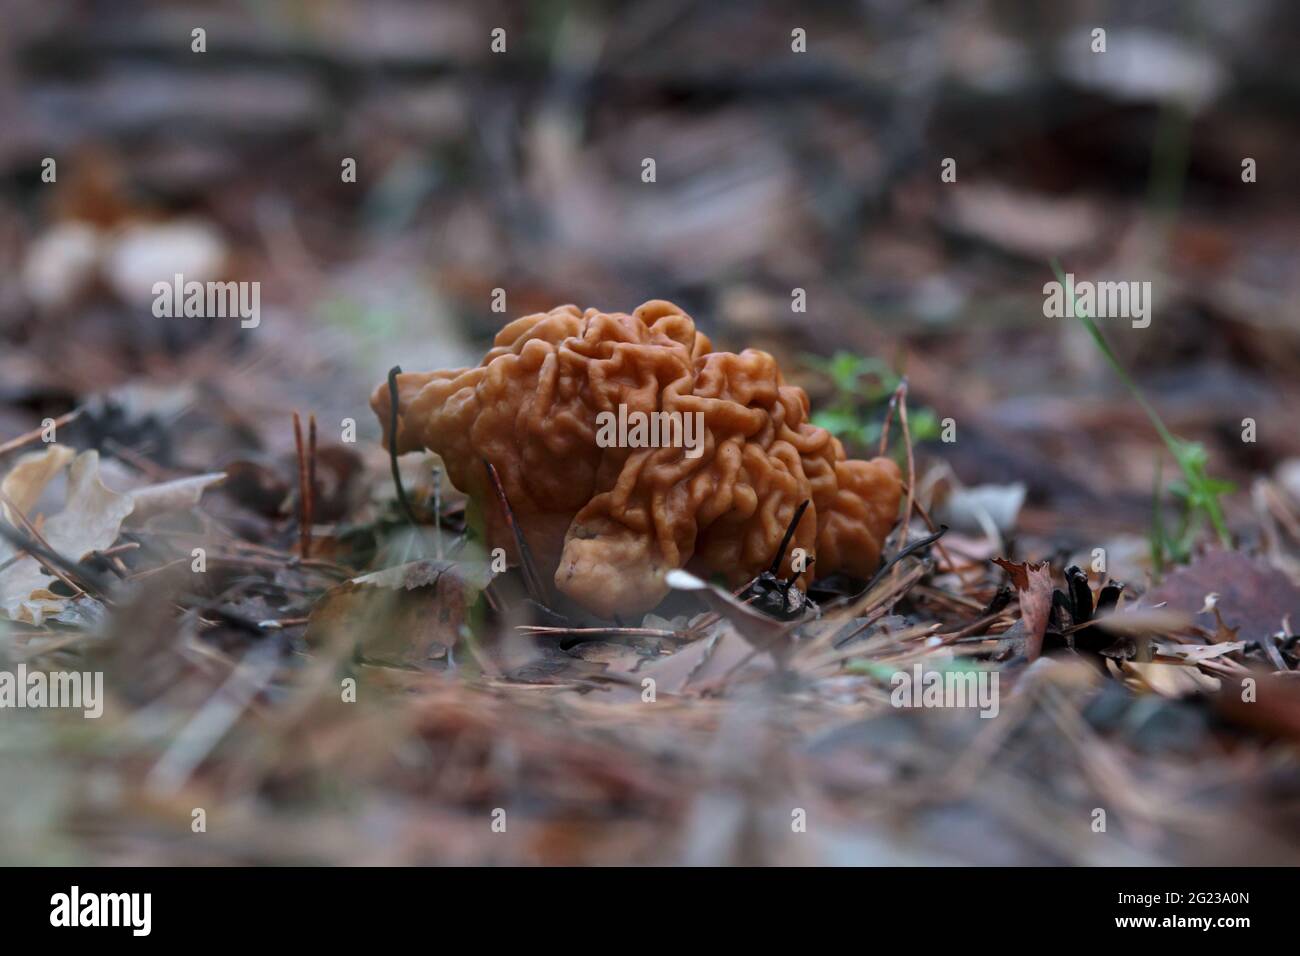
(993, 558, 1054, 661)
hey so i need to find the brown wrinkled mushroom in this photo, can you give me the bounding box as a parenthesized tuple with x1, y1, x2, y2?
(371, 300, 902, 617)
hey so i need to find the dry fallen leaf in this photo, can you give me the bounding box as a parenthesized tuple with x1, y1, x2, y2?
(1121, 660, 1222, 696)
(664, 568, 796, 657)
(1153, 640, 1247, 663)
(1144, 550, 1300, 669)
(305, 558, 496, 667)
(125, 472, 225, 525)
(1, 449, 133, 624)
(602, 620, 762, 699)
(0, 444, 76, 523)
(42, 451, 136, 561)
(992, 558, 1054, 661)
(0, 450, 224, 625)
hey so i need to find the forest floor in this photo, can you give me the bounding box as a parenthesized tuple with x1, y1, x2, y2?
(2, 0, 1299, 864)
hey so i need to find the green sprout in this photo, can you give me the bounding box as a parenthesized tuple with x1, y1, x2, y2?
(1050, 259, 1233, 570)
(803, 351, 939, 454)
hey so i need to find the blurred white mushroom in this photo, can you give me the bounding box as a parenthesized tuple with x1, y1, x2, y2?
(103, 219, 228, 306)
(1059, 28, 1225, 111)
(21, 222, 103, 309)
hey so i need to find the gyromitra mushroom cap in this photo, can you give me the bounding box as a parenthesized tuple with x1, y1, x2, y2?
(371, 300, 901, 617)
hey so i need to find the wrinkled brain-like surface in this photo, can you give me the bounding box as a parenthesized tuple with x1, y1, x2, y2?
(371, 300, 901, 617)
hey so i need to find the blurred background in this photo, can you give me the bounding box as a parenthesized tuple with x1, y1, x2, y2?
(1, 0, 1299, 864)
(4, 0, 1299, 552)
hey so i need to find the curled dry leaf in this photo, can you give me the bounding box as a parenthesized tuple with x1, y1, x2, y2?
(1, 448, 225, 624)
(125, 472, 225, 525)
(1, 444, 76, 521)
(992, 557, 1054, 661)
(1, 449, 133, 624)
(42, 451, 136, 560)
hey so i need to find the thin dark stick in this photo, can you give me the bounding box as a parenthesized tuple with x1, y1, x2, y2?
(0, 408, 82, 457)
(306, 414, 317, 559)
(896, 378, 916, 549)
(878, 383, 901, 458)
(292, 412, 308, 560)
(831, 562, 930, 649)
(517, 625, 683, 638)
(910, 496, 974, 585)
(862, 524, 949, 594)
(769, 499, 811, 576)
(387, 367, 418, 526)
(0, 515, 111, 601)
(878, 375, 971, 583)
(432, 466, 443, 559)
(0, 488, 85, 598)
(936, 611, 1008, 645)
(483, 459, 548, 604)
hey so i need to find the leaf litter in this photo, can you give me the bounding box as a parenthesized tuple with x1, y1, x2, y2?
(4, 370, 1298, 867)
(4, 2, 1300, 864)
